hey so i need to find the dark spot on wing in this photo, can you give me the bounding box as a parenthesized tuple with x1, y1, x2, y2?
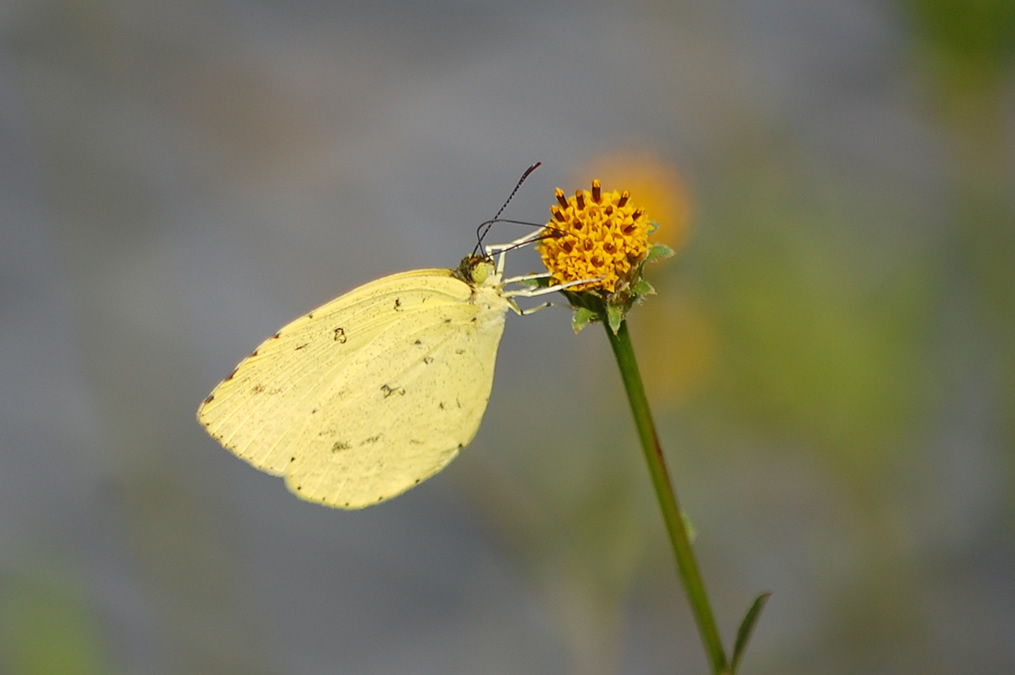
(295, 343, 309, 350)
(423, 356, 434, 365)
(332, 441, 352, 452)
(443, 318, 452, 324)
(273, 332, 281, 339)
(249, 350, 259, 358)
(381, 384, 406, 398)
(333, 327, 347, 343)
(251, 384, 266, 394)
(225, 368, 238, 381)
(414, 339, 422, 345)
(394, 298, 402, 310)
(364, 434, 382, 444)
(203, 394, 215, 404)
(455, 349, 465, 355)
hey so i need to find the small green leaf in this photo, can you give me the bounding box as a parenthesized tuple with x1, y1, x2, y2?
(572, 307, 596, 333)
(606, 304, 624, 334)
(632, 279, 656, 297)
(731, 592, 771, 673)
(645, 243, 675, 264)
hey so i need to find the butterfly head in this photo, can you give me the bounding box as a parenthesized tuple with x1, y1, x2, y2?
(454, 254, 500, 288)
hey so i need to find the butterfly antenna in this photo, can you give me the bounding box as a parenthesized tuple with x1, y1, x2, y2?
(474, 162, 542, 254)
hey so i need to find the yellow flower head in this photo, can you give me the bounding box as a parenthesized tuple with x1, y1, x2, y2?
(539, 180, 650, 294)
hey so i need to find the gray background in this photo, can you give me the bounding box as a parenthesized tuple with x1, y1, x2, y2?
(2, 0, 1014, 673)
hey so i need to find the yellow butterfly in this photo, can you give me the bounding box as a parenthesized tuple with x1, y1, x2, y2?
(197, 227, 575, 509)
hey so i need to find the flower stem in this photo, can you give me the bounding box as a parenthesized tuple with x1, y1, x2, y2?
(604, 318, 729, 674)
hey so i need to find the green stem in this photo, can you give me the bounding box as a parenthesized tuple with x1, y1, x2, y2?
(604, 318, 729, 674)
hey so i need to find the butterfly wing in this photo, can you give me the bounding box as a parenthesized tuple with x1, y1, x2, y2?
(198, 269, 511, 508)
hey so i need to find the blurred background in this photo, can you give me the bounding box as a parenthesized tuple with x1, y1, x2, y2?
(2, 0, 1013, 673)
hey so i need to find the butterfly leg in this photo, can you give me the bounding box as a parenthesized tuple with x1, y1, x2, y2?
(517, 301, 555, 316)
(504, 275, 603, 299)
(485, 231, 546, 275)
(501, 271, 552, 285)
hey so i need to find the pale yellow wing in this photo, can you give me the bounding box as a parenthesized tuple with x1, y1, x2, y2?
(197, 267, 512, 508)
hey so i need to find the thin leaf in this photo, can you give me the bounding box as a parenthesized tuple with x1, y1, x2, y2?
(731, 592, 771, 673)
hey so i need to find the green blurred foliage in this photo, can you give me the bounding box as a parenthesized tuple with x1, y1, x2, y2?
(0, 572, 109, 675)
(699, 190, 931, 467)
(900, 0, 1015, 89)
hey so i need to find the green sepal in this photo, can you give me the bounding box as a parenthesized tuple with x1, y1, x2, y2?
(606, 303, 624, 335)
(571, 307, 597, 333)
(731, 592, 771, 673)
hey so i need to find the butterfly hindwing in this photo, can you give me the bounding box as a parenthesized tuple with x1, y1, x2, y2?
(197, 266, 511, 508)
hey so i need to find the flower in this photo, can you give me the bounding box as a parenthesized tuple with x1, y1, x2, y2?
(538, 180, 673, 334)
(539, 180, 650, 294)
